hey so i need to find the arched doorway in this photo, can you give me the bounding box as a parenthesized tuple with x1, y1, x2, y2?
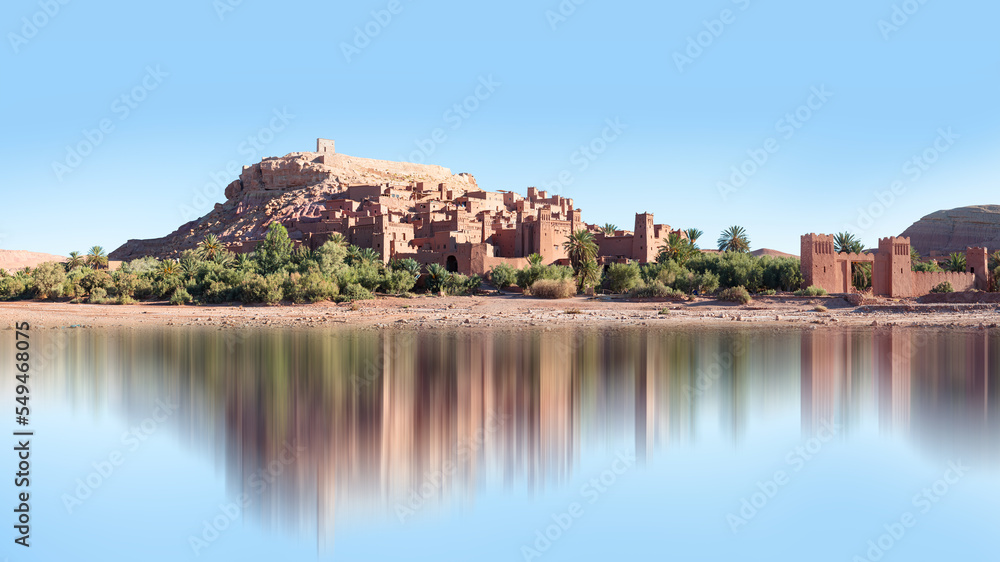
(446, 255, 458, 273)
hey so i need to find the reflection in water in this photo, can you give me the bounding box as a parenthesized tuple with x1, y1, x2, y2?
(40, 326, 1000, 548)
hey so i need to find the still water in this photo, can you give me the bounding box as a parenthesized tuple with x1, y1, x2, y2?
(6, 326, 1000, 561)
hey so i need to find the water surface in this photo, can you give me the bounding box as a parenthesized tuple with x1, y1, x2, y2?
(7, 326, 1000, 561)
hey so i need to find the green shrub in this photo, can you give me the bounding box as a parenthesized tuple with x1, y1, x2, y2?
(112, 271, 138, 299)
(169, 287, 192, 305)
(315, 240, 347, 275)
(32, 262, 66, 299)
(490, 263, 518, 290)
(339, 283, 374, 302)
(629, 281, 681, 299)
(603, 262, 641, 294)
(930, 281, 954, 293)
(354, 261, 384, 292)
(718, 286, 752, 304)
(203, 281, 235, 303)
(443, 273, 481, 296)
(760, 257, 803, 292)
(255, 223, 294, 274)
(528, 278, 576, 299)
(127, 256, 161, 275)
(61, 279, 84, 299)
(380, 270, 416, 296)
(155, 275, 184, 299)
(759, 289, 777, 296)
(794, 285, 828, 297)
(240, 273, 285, 304)
(516, 266, 541, 290)
(80, 269, 113, 293)
(0, 276, 30, 300)
(516, 264, 572, 291)
(88, 287, 110, 304)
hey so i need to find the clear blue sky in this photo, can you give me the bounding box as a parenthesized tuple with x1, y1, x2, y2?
(2, 0, 999, 256)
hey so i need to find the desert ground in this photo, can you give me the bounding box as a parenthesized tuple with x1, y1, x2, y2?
(1, 293, 998, 332)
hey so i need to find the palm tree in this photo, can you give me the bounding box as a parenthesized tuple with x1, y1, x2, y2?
(179, 250, 200, 275)
(563, 229, 598, 272)
(684, 228, 703, 249)
(359, 248, 380, 263)
(717, 226, 750, 253)
(833, 232, 864, 254)
(213, 250, 235, 267)
(576, 259, 601, 291)
(159, 260, 180, 276)
(601, 224, 618, 236)
(394, 258, 421, 278)
(945, 252, 967, 273)
(527, 253, 544, 267)
(346, 245, 362, 266)
(426, 263, 448, 293)
(235, 253, 255, 271)
(658, 232, 697, 265)
(67, 251, 84, 270)
(989, 250, 1000, 270)
(85, 246, 108, 270)
(198, 234, 224, 261)
(327, 233, 348, 247)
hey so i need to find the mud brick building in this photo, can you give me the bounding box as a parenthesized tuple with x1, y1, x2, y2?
(800, 233, 988, 297)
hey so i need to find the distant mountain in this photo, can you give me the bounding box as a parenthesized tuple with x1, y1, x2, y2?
(751, 248, 798, 259)
(900, 205, 1000, 256)
(0, 250, 65, 272)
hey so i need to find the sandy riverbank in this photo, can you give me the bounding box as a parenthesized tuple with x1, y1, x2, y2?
(1, 294, 998, 331)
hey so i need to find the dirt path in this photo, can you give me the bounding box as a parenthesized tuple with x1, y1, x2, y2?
(2, 294, 998, 332)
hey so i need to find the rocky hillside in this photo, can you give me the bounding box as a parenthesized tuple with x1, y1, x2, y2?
(899, 205, 1000, 256)
(110, 149, 477, 261)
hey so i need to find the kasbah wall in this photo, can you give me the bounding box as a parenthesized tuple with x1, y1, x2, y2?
(801, 233, 988, 297)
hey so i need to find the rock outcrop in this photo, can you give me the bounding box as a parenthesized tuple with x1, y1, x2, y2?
(899, 205, 1000, 256)
(110, 146, 478, 261)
